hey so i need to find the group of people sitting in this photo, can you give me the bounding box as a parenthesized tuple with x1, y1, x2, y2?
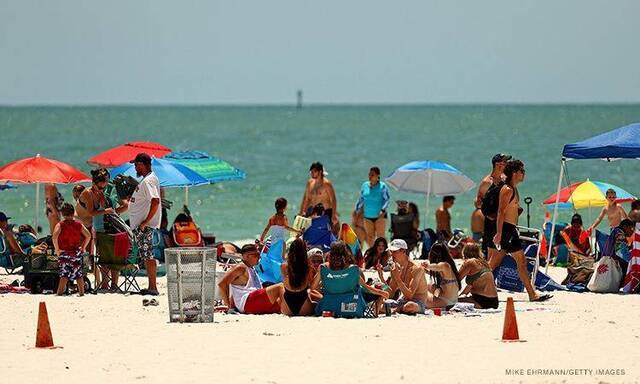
(217, 234, 500, 317)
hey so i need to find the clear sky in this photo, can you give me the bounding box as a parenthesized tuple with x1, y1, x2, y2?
(1, 1, 639, 105)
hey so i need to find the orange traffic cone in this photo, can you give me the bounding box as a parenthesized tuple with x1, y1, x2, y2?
(35, 302, 54, 348)
(501, 297, 520, 342)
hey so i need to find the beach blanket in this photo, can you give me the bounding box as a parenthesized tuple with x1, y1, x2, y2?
(622, 223, 640, 293)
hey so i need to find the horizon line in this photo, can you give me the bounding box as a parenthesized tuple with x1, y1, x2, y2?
(1, 101, 640, 108)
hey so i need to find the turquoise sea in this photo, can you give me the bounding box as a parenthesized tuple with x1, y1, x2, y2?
(1, 105, 640, 241)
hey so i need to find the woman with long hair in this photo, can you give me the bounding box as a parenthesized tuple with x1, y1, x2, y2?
(491, 159, 550, 302)
(363, 237, 389, 269)
(421, 242, 460, 308)
(279, 238, 314, 316)
(457, 243, 498, 309)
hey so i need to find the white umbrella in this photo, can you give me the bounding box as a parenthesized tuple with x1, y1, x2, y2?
(385, 160, 476, 227)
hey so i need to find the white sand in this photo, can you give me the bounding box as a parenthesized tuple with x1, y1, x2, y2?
(1, 266, 638, 384)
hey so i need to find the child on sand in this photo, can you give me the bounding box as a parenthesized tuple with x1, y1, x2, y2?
(259, 198, 301, 243)
(53, 203, 91, 296)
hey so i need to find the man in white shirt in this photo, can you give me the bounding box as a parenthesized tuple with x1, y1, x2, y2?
(129, 153, 161, 295)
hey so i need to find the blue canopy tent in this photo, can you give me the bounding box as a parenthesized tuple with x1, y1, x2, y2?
(547, 123, 640, 271)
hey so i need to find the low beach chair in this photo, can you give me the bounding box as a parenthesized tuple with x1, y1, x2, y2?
(315, 265, 366, 318)
(95, 232, 140, 293)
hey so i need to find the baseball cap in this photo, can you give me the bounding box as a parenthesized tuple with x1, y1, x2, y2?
(387, 239, 408, 251)
(0, 212, 11, 222)
(130, 153, 152, 165)
(491, 153, 512, 165)
(307, 247, 324, 259)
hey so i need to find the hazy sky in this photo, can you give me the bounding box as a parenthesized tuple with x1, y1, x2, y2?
(1, 1, 639, 105)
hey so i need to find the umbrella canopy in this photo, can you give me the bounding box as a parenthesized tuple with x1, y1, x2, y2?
(87, 141, 172, 168)
(163, 151, 246, 183)
(385, 160, 475, 195)
(0, 154, 91, 184)
(110, 157, 209, 188)
(385, 160, 475, 227)
(0, 154, 91, 230)
(543, 180, 636, 209)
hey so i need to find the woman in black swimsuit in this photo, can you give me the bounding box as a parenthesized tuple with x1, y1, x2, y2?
(279, 238, 315, 316)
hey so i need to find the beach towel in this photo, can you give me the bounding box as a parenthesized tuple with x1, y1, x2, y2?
(622, 223, 640, 293)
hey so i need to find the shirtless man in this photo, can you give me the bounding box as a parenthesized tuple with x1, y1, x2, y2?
(386, 239, 430, 315)
(299, 162, 338, 230)
(476, 153, 511, 256)
(470, 198, 484, 242)
(217, 244, 281, 314)
(435, 195, 455, 240)
(491, 159, 550, 302)
(588, 189, 629, 231)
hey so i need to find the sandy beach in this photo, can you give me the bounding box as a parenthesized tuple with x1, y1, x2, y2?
(1, 266, 637, 384)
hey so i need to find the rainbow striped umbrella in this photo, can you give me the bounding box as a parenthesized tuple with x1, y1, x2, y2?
(543, 180, 636, 209)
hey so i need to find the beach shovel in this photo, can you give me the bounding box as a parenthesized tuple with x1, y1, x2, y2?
(35, 302, 56, 348)
(501, 297, 520, 342)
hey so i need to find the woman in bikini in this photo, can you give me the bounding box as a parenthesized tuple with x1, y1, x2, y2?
(491, 159, 551, 302)
(421, 242, 460, 308)
(278, 238, 315, 316)
(457, 243, 498, 309)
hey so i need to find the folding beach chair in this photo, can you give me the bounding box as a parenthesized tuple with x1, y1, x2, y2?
(389, 213, 418, 254)
(95, 232, 140, 293)
(303, 215, 336, 251)
(315, 265, 366, 318)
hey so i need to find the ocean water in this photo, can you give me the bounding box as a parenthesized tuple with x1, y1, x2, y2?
(1, 105, 640, 241)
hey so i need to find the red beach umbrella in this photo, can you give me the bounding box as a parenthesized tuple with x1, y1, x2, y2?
(0, 154, 91, 184)
(87, 141, 172, 167)
(0, 154, 91, 230)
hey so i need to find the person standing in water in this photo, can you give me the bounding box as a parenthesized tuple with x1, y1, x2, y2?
(299, 162, 338, 232)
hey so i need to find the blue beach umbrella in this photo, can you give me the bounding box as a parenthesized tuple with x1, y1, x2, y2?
(164, 151, 246, 183)
(111, 157, 209, 188)
(385, 160, 476, 227)
(164, 150, 246, 204)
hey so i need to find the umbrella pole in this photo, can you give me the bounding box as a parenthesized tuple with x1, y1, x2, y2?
(425, 172, 432, 229)
(588, 201, 593, 254)
(34, 182, 40, 233)
(546, 158, 565, 274)
(185, 186, 189, 206)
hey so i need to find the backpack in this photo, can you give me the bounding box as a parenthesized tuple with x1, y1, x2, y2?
(481, 182, 515, 218)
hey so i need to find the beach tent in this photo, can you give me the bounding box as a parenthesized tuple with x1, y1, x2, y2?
(547, 123, 640, 271)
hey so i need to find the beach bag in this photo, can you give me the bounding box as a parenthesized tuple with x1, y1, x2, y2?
(562, 252, 594, 285)
(172, 221, 203, 247)
(481, 182, 514, 218)
(587, 256, 623, 293)
(112, 174, 138, 200)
